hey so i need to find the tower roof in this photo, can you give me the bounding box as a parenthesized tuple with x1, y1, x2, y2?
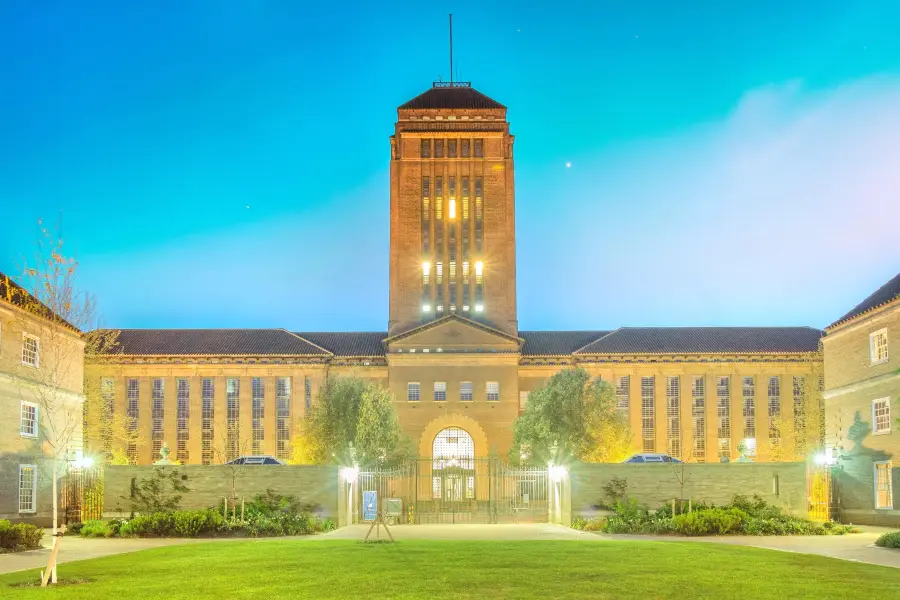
(399, 83, 505, 110)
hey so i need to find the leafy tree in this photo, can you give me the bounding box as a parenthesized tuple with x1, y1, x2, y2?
(510, 368, 632, 464)
(293, 375, 412, 467)
(127, 468, 189, 514)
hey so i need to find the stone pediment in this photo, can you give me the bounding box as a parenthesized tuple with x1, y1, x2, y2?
(385, 315, 521, 353)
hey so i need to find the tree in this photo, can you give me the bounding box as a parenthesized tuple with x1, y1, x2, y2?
(293, 375, 412, 467)
(510, 368, 632, 465)
(211, 421, 253, 515)
(9, 221, 105, 582)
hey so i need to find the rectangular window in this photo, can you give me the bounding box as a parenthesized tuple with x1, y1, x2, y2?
(448, 139, 457, 158)
(252, 378, 265, 455)
(21, 334, 39, 367)
(176, 378, 190, 463)
(474, 138, 483, 157)
(474, 178, 483, 253)
(793, 376, 806, 456)
(20, 401, 38, 438)
(201, 378, 214, 465)
(304, 376, 312, 412)
(717, 376, 730, 459)
(873, 398, 891, 434)
(518, 390, 528, 410)
(486, 381, 500, 402)
(276, 377, 291, 461)
(127, 378, 140, 464)
(461, 139, 470, 158)
(422, 177, 430, 255)
(666, 376, 680, 459)
(460, 381, 474, 402)
(615, 376, 630, 411)
(641, 376, 655, 452)
(742, 376, 755, 456)
(434, 381, 447, 401)
(408, 382, 421, 402)
(875, 461, 893, 509)
(870, 329, 889, 364)
(18, 465, 37, 513)
(152, 378, 165, 459)
(434, 139, 444, 158)
(692, 376, 706, 460)
(420, 139, 430, 158)
(226, 378, 240, 461)
(768, 376, 781, 444)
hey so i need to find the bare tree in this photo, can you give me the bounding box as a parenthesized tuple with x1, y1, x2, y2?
(9, 222, 105, 581)
(211, 421, 253, 517)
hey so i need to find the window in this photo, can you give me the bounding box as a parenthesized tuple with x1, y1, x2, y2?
(448, 139, 457, 158)
(152, 378, 165, 459)
(252, 378, 265, 455)
(422, 177, 431, 254)
(875, 461, 893, 509)
(434, 139, 444, 158)
(519, 390, 528, 409)
(717, 376, 730, 459)
(666, 376, 680, 459)
(18, 465, 37, 513)
(641, 376, 655, 452)
(742, 376, 755, 445)
(768, 376, 781, 444)
(793, 376, 806, 456)
(434, 381, 447, 401)
(276, 377, 291, 460)
(474, 138, 483, 157)
(615, 376, 630, 411)
(870, 329, 889, 365)
(226, 378, 240, 461)
(486, 381, 500, 402)
(461, 139, 470, 158)
(304, 376, 312, 412)
(408, 382, 421, 402)
(127, 379, 140, 464)
(873, 398, 891, 434)
(421, 139, 431, 158)
(460, 381, 473, 402)
(176, 379, 190, 463)
(692, 376, 705, 460)
(21, 334, 39, 367)
(201, 378, 214, 465)
(20, 401, 38, 437)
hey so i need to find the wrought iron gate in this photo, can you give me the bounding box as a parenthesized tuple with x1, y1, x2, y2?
(60, 464, 103, 524)
(357, 458, 548, 525)
(807, 464, 834, 522)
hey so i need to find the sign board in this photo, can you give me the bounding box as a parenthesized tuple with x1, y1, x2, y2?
(363, 490, 378, 521)
(385, 497, 402, 517)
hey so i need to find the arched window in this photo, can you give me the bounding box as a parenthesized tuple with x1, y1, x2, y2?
(432, 427, 474, 470)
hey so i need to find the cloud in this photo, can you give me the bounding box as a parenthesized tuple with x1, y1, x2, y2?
(518, 75, 900, 329)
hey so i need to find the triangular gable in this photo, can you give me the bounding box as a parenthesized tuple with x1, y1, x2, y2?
(384, 314, 521, 352)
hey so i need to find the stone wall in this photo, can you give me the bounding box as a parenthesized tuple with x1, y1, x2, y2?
(103, 465, 339, 518)
(570, 462, 808, 517)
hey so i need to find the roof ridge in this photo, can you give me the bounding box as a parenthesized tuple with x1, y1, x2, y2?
(283, 330, 334, 356)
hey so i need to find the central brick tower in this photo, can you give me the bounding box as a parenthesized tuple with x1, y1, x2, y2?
(388, 82, 517, 337)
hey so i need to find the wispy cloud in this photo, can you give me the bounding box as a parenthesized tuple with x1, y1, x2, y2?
(518, 75, 900, 329)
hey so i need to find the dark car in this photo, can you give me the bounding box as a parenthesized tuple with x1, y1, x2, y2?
(623, 453, 682, 464)
(224, 455, 284, 465)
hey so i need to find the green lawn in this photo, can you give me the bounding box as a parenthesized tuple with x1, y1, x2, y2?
(2, 539, 899, 599)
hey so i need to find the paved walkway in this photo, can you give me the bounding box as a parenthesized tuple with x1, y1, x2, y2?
(3, 524, 898, 574)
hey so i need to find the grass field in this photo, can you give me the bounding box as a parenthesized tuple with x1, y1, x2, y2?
(2, 539, 899, 599)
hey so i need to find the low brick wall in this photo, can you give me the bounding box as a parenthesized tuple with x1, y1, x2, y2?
(103, 465, 339, 518)
(570, 462, 808, 517)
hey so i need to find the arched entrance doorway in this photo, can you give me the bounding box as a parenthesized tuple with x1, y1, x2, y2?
(432, 427, 476, 502)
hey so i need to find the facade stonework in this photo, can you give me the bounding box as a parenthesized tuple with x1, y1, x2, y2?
(84, 83, 827, 469)
(823, 275, 900, 525)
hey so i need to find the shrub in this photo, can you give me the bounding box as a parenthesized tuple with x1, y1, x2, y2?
(119, 514, 153, 538)
(173, 511, 207, 537)
(672, 508, 747, 536)
(80, 520, 116, 538)
(875, 530, 900, 548)
(570, 516, 587, 530)
(0, 521, 43, 552)
(128, 469, 189, 514)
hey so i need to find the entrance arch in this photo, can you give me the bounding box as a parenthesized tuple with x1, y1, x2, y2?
(417, 413, 489, 459)
(432, 427, 476, 501)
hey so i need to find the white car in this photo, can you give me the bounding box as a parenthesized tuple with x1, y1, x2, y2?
(622, 453, 682, 464)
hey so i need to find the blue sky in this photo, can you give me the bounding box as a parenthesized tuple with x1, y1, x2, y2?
(1, 1, 898, 331)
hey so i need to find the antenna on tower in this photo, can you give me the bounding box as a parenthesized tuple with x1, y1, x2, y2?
(449, 13, 453, 85)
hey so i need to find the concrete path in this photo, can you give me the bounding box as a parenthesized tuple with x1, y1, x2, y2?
(3, 524, 898, 575)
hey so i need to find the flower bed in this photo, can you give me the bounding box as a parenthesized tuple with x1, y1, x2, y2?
(74, 490, 336, 539)
(571, 495, 858, 537)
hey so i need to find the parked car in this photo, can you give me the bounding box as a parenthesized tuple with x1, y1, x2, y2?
(622, 453, 682, 464)
(224, 455, 284, 465)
